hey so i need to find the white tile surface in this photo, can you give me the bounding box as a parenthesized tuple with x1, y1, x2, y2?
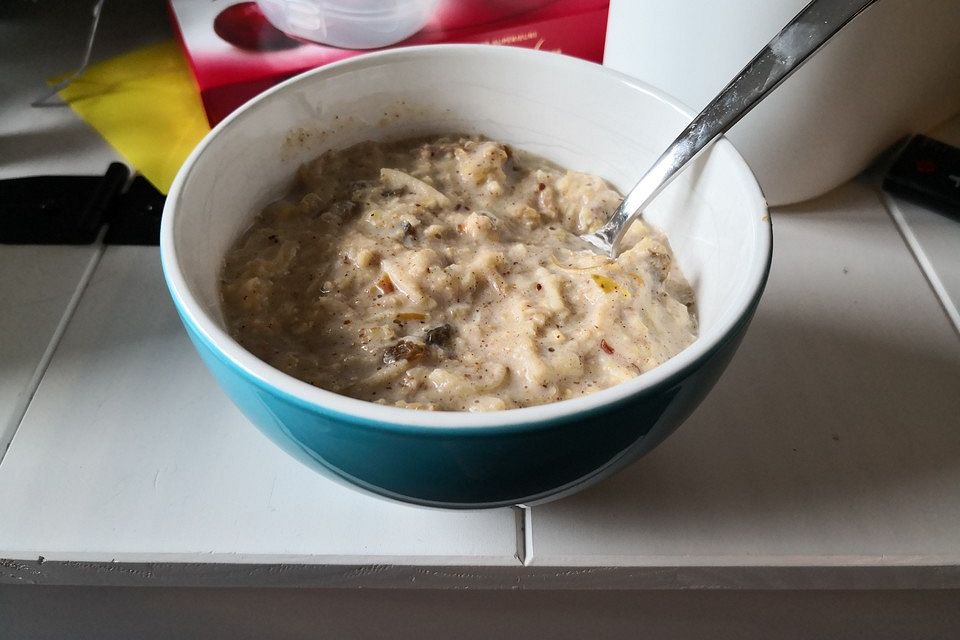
(4, 0, 959, 586)
(0, 247, 518, 565)
(0, 246, 100, 455)
(885, 196, 960, 332)
(527, 182, 960, 567)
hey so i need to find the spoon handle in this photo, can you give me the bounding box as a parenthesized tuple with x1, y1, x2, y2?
(586, 0, 879, 256)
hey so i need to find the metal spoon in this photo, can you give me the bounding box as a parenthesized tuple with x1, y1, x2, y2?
(582, 0, 879, 256)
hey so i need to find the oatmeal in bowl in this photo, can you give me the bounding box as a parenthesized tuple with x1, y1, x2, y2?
(161, 45, 770, 506)
(221, 136, 697, 411)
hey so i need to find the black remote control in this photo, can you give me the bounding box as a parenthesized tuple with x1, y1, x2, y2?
(883, 135, 960, 219)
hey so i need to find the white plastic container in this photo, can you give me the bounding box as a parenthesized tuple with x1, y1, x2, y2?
(604, 0, 960, 206)
(257, 0, 439, 49)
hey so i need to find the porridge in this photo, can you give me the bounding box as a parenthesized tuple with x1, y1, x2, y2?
(220, 136, 697, 411)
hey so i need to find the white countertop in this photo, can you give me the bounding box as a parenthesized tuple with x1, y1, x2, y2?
(2, 2, 958, 590)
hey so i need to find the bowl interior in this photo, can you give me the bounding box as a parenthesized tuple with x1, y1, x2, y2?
(165, 46, 768, 425)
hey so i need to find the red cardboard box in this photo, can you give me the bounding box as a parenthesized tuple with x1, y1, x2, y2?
(168, 0, 610, 126)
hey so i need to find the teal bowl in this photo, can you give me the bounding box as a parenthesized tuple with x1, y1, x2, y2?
(160, 45, 771, 508)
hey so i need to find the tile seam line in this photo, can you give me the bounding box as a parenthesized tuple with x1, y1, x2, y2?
(512, 506, 530, 566)
(0, 240, 107, 465)
(877, 189, 960, 339)
(523, 506, 534, 567)
(510, 505, 535, 567)
(512, 507, 524, 565)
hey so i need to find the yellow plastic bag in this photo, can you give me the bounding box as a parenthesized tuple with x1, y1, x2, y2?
(56, 40, 210, 194)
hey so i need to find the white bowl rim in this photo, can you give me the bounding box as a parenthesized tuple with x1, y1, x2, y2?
(160, 44, 771, 431)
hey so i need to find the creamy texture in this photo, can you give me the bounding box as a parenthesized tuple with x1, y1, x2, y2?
(221, 136, 697, 411)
